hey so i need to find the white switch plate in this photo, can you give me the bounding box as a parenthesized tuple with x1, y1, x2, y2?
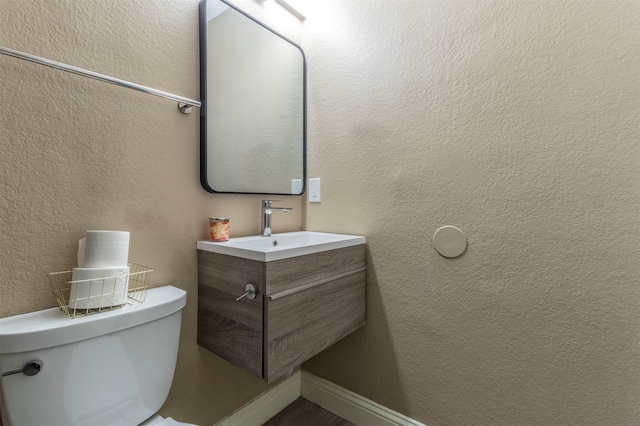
(309, 178, 321, 202)
(291, 179, 303, 195)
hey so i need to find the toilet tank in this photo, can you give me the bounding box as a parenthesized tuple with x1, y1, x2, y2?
(0, 285, 187, 426)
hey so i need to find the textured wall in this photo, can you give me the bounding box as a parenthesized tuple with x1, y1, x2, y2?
(301, 1, 640, 425)
(0, 0, 302, 424)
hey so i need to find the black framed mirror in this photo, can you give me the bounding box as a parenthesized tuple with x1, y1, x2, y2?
(199, 0, 306, 195)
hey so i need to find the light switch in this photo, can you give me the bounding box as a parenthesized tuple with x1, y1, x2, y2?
(309, 178, 321, 202)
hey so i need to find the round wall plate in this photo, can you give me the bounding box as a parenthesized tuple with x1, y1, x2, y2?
(433, 225, 467, 258)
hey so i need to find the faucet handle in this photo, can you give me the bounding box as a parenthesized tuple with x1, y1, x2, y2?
(262, 200, 283, 207)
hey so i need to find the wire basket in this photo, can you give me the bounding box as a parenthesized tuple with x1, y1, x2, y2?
(49, 263, 153, 318)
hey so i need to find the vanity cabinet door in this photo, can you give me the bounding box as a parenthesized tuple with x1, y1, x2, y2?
(198, 251, 264, 379)
(265, 269, 366, 382)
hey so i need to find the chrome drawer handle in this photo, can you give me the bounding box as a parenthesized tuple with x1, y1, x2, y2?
(236, 284, 256, 301)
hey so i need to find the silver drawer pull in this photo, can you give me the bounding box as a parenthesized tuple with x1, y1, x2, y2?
(2, 360, 43, 377)
(236, 284, 257, 301)
(268, 267, 367, 300)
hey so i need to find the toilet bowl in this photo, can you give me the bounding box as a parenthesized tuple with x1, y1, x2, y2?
(0, 285, 196, 426)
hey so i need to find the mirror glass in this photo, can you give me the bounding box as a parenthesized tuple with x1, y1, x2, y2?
(199, 0, 306, 195)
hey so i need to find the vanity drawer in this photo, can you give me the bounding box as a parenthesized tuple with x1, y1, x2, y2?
(265, 245, 365, 294)
(265, 269, 366, 382)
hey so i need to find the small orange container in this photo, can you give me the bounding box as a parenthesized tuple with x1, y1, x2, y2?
(209, 217, 230, 242)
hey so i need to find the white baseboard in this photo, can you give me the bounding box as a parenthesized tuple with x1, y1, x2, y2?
(301, 371, 425, 426)
(214, 370, 301, 426)
(213, 369, 424, 426)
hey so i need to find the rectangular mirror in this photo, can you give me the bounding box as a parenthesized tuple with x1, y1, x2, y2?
(199, 0, 306, 195)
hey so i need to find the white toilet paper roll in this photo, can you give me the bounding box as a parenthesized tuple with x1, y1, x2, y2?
(77, 237, 86, 267)
(69, 266, 130, 309)
(83, 231, 130, 268)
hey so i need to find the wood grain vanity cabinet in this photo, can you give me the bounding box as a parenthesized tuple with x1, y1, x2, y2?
(197, 245, 366, 382)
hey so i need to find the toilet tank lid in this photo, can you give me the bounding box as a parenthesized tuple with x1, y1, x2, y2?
(0, 285, 186, 355)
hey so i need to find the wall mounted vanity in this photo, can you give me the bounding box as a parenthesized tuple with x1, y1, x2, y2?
(197, 232, 366, 382)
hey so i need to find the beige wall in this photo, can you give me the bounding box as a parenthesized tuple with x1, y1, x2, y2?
(0, 0, 302, 424)
(301, 1, 640, 425)
(2, 0, 639, 426)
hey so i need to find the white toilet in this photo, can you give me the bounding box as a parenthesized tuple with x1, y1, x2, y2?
(0, 285, 195, 426)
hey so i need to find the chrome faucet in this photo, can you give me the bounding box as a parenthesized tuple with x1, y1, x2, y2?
(262, 200, 292, 237)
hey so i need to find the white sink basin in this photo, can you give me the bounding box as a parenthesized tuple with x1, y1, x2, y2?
(197, 231, 366, 262)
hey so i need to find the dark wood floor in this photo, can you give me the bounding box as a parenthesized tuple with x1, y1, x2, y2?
(262, 397, 355, 426)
